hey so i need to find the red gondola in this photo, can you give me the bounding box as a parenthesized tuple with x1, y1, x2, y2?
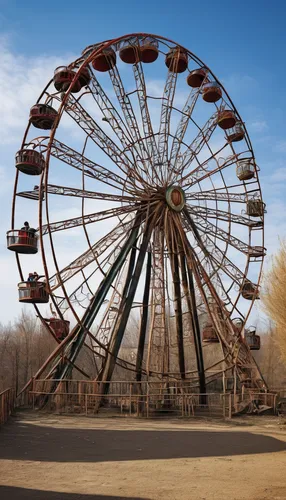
(202, 82, 222, 103)
(54, 66, 81, 93)
(15, 149, 45, 176)
(7, 230, 38, 254)
(49, 318, 70, 341)
(140, 38, 159, 63)
(165, 48, 188, 73)
(92, 48, 116, 71)
(187, 68, 207, 87)
(18, 281, 49, 304)
(78, 67, 91, 87)
(29, 104, 57, 130)
(119, 43, 140, 64)
(217, 110, 237, 130)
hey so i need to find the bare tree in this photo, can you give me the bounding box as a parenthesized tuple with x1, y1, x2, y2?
(0, 311, 56, 393)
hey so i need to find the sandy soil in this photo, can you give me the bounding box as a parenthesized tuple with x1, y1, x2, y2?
(0, 411, 286, 500)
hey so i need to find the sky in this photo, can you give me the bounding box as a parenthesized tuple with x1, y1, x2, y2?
(0, 0, 286, 327)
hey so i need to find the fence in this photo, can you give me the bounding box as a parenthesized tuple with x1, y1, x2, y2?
(30, 391, 230, 418)
(30, 379, 278, 418)
(1, 381, 281, 422)
(0, 388, 16, 425)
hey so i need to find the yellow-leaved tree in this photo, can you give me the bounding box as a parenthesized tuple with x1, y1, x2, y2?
(262, 241, 286, 363)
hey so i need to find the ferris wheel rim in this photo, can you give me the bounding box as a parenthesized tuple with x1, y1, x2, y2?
(10, 32, 265, 379)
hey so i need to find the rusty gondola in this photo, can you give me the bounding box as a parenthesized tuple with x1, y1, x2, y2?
(245, 326, 261, 350)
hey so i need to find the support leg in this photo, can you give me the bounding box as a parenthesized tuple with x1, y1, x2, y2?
(136, 251, 152, 382)
(54, 215, 142, 382)
(186, 264, 207, 400)
(100, 216, 155, 394)
(169, 241, 186, 380)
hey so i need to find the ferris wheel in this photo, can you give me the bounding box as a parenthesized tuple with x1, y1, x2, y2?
(8, 33, 266, 395)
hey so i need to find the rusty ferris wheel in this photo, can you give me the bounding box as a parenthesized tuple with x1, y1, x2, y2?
(8, 33, 267, 400)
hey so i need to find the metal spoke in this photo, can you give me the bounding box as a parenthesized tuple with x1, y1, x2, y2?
(108, 65, 152, 182)
(42, 205, 136, 235)
(133, 63, 161, 182)
(157, 69, 178, 178)
(183, 210, 255, 255)
(187, 205, 262, 227)
(185, 248, 257, 375)
(174, 109, 223, 179)
(200, 235, 247, 285)
(169, 87, 200, 179)
(45, 184, 134, 202)
(182, 152, 251, 189)
(89, 68, 152, 185)
(186, 190, 259, 204)
(180, 210, 256, 319)
(89, 71, 136, 150)
(58, 243, 129, 314)
(64, 94, 148, 187)
(177, 211, 238, 312)
(49, 214, 139, 291)
(51, 139, 136, 193)
(17, 184, 135, 203)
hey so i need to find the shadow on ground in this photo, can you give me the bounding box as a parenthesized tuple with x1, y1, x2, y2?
(0, 416, 285, 463)
(0, 486, 149, 500)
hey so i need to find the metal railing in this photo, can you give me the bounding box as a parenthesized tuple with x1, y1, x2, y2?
(18, 379, 279, 419)
(29, 390, 230, 418)
(0, 388, 15, 425)
(28, 380, 235, 418)
(2, 381, 281, 422)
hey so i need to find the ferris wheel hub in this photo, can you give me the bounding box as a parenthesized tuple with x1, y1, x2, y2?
(165, 186, 185, 212)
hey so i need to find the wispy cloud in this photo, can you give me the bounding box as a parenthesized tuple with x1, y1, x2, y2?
(221, 74, 258, 94)
(249, 120, 268, 133)
(0, 165, 13, 194)
(0, 37, 75, 145)
(270, 166, 286, 182)
(274, 140, 286, 153)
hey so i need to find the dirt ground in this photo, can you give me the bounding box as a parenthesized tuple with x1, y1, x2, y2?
(0, 411, 286, 500)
